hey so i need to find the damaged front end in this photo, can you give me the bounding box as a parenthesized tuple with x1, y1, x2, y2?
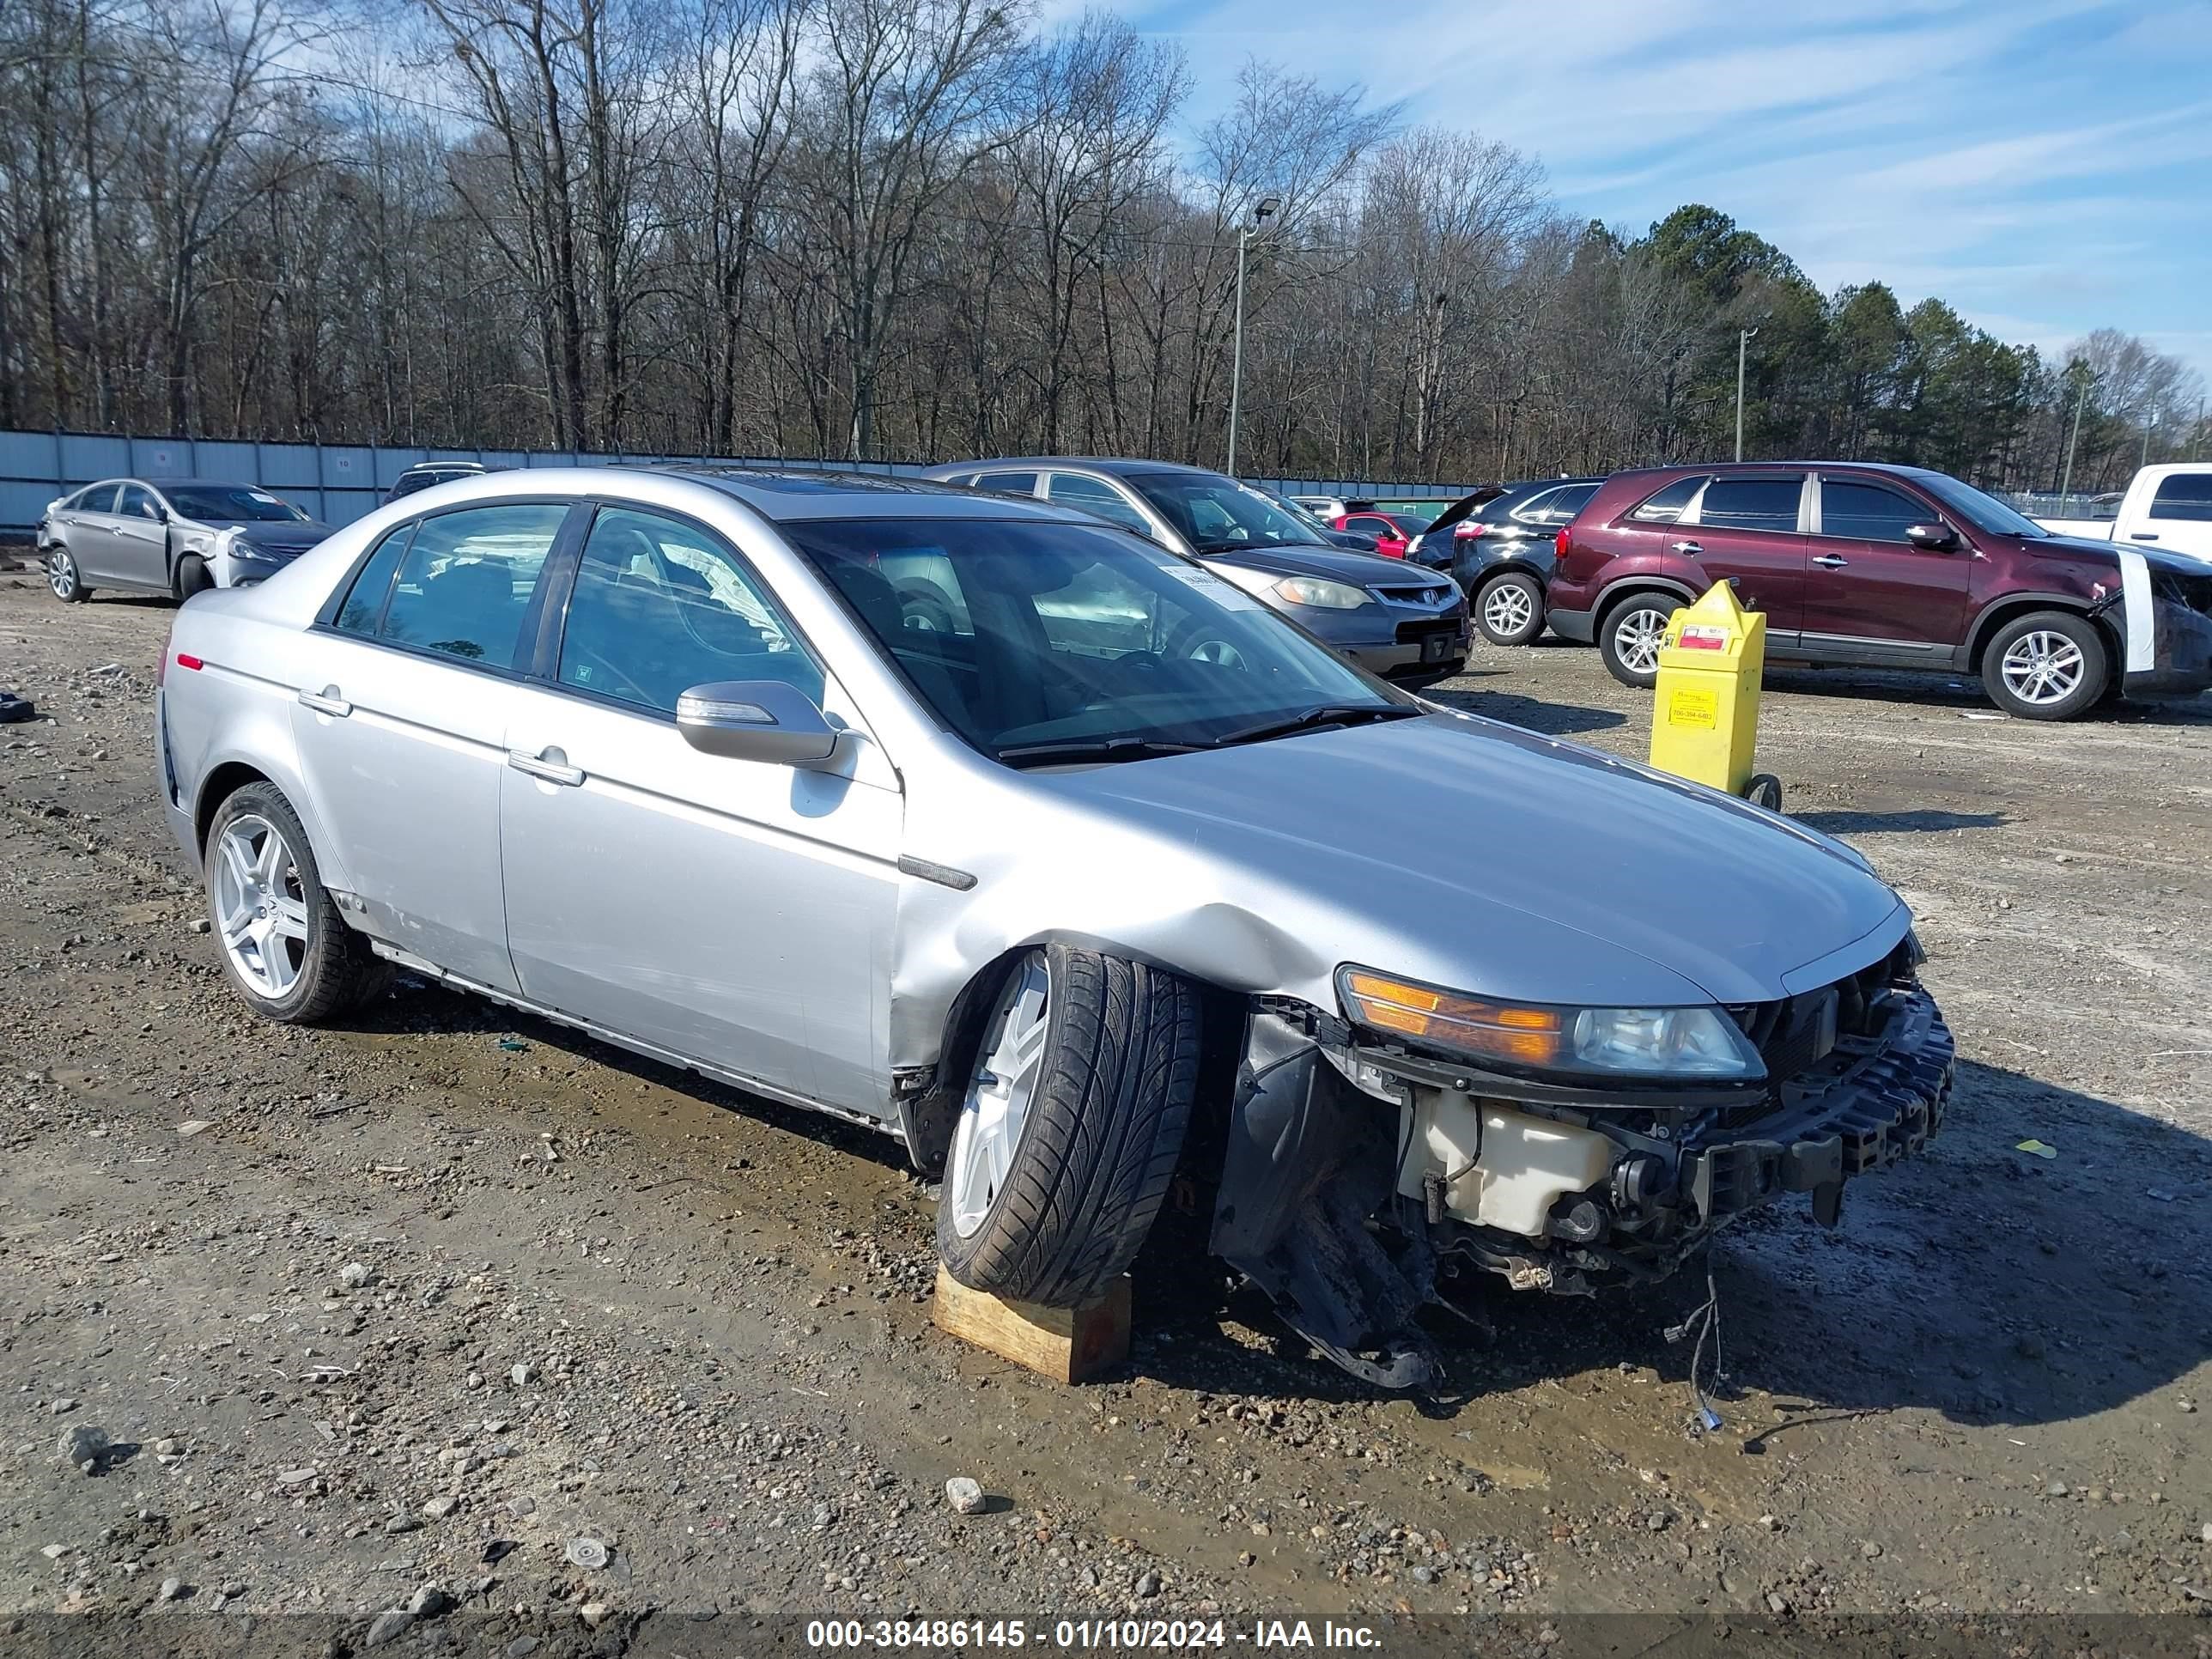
(1207, 938, 1954, 1392)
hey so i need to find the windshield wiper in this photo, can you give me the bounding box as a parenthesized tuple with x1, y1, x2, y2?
(994, 736, 1210, 769)
(1211, 703, 1421, 748)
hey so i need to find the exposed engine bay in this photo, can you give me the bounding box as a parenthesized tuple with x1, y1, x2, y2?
(1207, 940, 1954, 1391)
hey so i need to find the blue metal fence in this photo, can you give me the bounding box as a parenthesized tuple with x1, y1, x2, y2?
(0, 427, 1473, 535)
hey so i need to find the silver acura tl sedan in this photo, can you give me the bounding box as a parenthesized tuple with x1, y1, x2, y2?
(155, 465, 1952, 1389)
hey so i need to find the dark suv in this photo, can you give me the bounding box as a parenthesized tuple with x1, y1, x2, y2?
(1545, 462, 2212, 720)
(1411, 477, 1604, 645)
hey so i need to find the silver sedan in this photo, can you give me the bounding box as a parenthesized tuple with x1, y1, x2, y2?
(155, 466, 1952, 1389)
(41, 477, 331, 600)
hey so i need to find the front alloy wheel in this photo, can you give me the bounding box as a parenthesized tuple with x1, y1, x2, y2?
(48, 547, 88, 603)
(1982, 610, 2108, 720)
(945, 952, 1053, 1241)
(934, 944, 1199, 1308)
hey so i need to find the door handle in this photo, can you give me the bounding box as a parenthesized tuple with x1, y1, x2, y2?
(1813, 554, 1850, 569)
(508, 747, 584, 787)
(1671, 540, 1703, 556)
(2130, 532, 2158, 541)
(297, 687, 352, 717)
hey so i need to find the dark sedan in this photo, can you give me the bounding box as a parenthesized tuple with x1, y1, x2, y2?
(1411, 477, 1603, 645)
(921, 458, 1470, 688)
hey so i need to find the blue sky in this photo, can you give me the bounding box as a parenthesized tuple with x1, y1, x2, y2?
(1085, 0, 2212, 386)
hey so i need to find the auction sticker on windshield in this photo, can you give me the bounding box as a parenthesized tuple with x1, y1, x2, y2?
(1163, 563, 1264, 610)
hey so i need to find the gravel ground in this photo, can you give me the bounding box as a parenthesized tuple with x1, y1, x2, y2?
(2, 568, 2209, 1653)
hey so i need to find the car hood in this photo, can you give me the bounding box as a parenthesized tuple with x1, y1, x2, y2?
(1201, 543, 1433, 586)
(215, 520, 331, 556)
(1031, 713, 1908, 1009)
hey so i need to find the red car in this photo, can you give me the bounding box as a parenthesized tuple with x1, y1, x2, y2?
(1332, 510, 1428, 558)
(1544, 462, 2212, 720)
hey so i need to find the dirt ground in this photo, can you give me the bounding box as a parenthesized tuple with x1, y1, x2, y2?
(2, 564, 2209, 1654)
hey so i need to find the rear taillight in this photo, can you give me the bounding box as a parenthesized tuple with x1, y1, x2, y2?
(1554, 526, 1571, 560)
(1454, 522, 1484, 539)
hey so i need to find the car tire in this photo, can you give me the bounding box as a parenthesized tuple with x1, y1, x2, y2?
(204, 781, 392, 1024)
(47, 546, 89, 603)
(936, 943, 1200, 1309)
(175, 555, 214, 600)
(1474, 571, 1546, 647)
(1598, 592, 1681, 689)
(1981, 610, 2109, 721)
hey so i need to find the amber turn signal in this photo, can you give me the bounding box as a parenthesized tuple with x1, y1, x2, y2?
(1340, 970, 1564, 1066)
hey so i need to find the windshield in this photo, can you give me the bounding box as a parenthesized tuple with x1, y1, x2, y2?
(786, 517, 1403, 763)
(167, 484, 307, 524)
(1125, 471, 1334, 554)
(1261, 490, 1340, 538)
(1916, 472, 2047, 538)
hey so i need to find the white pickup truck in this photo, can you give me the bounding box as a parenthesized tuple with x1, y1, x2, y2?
(2036, 463, 2212, 562)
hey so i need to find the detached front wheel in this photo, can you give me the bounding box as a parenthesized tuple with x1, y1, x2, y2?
(937, 944, 1200, 1309)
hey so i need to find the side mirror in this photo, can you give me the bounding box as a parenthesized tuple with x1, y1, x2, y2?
(676, 680, 838, 765)
(1905, 523, 1958, 551)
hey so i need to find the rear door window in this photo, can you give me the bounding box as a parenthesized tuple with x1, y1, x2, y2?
(379, 503, 566, 670)
(1045, 472, 1152, 533)
(1820, 479, 1929, 543)
(1628, 477, 1707, 524)
(334, 525, 416, 635)
(1544, 483, 1599, 522)
(1696, 476, 1805, 533)
(1510, 487, 1565, 524)
(76, 483, 120, 514)
(972, 471, 1040, 497)
(2148, 474, 2212, 523)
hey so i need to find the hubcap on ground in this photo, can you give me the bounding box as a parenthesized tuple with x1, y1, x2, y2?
(1484, 583, 1534, 636)
(1615, 607, 1668, 675)
(946, 952, 1052, 1239)
(1999, 631, 2083, 706)
(48, 551, 76, 599)
(211, 814, 311, 998)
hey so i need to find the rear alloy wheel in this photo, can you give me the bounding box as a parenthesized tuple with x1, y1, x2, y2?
(47, 547, 88, 603)
(204, 781, 390, 1023)
(1599, 592, 1680, 689)
(1982, 610, 2108, 721)
(1474, 571, 1545, 647)
(936, 943, 1200, 1309)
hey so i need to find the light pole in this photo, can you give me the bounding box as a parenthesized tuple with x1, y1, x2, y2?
(1226, 194, 1280, 477)
(2141, 404, 2156, 471)
(2059, 363, 2093, 504)
(1734, 327, 1759, 461)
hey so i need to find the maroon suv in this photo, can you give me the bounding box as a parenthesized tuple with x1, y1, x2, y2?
(1544, 462, 2212, 720)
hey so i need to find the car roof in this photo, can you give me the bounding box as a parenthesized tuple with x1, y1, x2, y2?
(922, 457, 1224, 481)
(665, 465, 1073, 523)
(1630, 460, 1956, 482)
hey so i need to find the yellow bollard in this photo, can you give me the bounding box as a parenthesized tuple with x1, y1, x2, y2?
(1648, 581, 1778, 806)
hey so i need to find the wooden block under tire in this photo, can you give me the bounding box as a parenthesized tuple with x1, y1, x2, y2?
(932, 1266, 1130, 1384)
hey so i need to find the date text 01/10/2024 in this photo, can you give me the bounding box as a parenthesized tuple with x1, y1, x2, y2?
(802, 1620, 1382, 1650)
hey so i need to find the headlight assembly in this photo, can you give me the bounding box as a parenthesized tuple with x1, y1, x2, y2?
(1338, 967, 1765, 1081)
(1273, 575, 1370, 610)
